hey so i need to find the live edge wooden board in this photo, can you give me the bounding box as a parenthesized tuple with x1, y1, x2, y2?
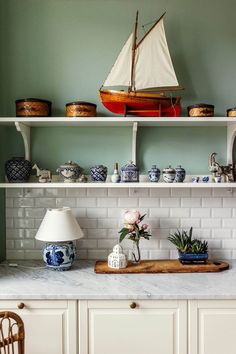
(95, 260, 229, 274)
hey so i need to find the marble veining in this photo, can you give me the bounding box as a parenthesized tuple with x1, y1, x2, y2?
(0, 260, 235, 300)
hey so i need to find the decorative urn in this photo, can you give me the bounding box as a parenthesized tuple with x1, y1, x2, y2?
(90, 165, 108, 182)
(56, 160, 82, 182)
(108, 244, 127, 269)
(148, 165, 161, 182)
(174, 165, 186, 183)
(162, 165, 176, 183)
(121, 161, 139, 182)
(5, 157, 32, 183)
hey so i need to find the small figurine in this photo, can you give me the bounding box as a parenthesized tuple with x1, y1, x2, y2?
(32, 164, 52, 183)
(108, 244, 127, 269)
(111, 162, 121, 183)
(192, 176, 200, 183)
(202, 176, 209, 183)
(78, 174, 88, 183)
(209, 153, 234, 182)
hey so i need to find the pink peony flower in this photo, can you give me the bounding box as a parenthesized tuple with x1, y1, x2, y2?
(124, 210, 140, 225)
(142, 224, 148, 230)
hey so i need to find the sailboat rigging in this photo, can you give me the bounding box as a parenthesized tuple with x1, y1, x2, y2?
(99, 11, 183, 117)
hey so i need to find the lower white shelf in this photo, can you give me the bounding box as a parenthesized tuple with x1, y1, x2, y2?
(0, 182, 235, 188)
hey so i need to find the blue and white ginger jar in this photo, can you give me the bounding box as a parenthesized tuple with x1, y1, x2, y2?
(148, 165, 161, 182)
(90, 165, 108, 182)
(121, 161, 139, 183)
(175, 165, 186, 183)
(43, 241, 76, 271)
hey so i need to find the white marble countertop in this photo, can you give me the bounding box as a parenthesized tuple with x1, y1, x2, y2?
(0, 260, 235, 300)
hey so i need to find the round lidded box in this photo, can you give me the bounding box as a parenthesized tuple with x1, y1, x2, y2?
(66, 101, 97, 117)
(187, 104, 214, 117)
(15, 98, 52, 117)
(227, 107, 236, 117)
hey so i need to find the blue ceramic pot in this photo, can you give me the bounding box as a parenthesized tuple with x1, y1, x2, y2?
(43, 242, 76, 271)
(175, 165, 186, 183)
(90, 165, 108, 182)
(178, 251, 208, 264)
(121, 161, 139, 182)
(148, 165, 161, 182)
(5, 157, 32, 183)
(163, 166, 176, 183)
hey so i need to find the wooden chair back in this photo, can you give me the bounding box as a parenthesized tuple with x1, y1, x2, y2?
(0, 311, 24, 354)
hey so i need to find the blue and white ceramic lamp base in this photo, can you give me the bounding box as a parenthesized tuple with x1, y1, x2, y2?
(43, 241, 76, 271)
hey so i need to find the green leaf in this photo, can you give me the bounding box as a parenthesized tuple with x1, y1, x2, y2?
(119, 229, 130, 243)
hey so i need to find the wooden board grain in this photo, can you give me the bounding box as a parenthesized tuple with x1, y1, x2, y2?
(95, 259, 229, 274)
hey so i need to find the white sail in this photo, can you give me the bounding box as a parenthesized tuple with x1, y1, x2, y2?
(134, 18, 179, 90)
(103, 33, 133, 87)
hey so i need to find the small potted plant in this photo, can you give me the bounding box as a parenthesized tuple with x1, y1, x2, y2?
(168, 227, 208, 264)
(119, 210, 151, 264)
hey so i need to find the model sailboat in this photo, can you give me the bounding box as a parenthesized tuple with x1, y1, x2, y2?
(99, 12, 182, 117)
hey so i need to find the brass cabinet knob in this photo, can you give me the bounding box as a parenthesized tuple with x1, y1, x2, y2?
(17, 302, 25, 310)
(130, 302, 137, 309)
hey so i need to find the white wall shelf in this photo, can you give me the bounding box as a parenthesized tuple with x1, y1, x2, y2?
(0, 116, 236, 127)
(1, 117, 236, 163)
(0, 182, 235, 189)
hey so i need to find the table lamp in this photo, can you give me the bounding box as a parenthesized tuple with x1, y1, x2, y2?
(35, 207, 83, 271)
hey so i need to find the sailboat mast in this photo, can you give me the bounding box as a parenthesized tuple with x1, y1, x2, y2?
(129, 11, 139, 92)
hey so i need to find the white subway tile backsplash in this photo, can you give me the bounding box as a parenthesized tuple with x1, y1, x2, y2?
(181, 198, 201, 207)
(202, 198, 222, 207)
(87, 188, 107, 197)
(191, 208, 210, 218)
(56, 198, 76, 207)
(5, 187, 236, 260)
(160, 198, 180, 207)
(24, 189, 44, 198)
(77, 197, 96, 207)
(97, 198, 117, 207)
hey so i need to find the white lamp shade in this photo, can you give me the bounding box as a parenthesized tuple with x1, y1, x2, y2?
(35, 207, 84, 242)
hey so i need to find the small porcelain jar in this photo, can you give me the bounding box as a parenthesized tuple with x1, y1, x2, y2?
(121, 161, 139, 183)
(5, 157, 32, 183)
(175, 165, 186, 183)
(90, 165, 108, 182)
(163, 165, 176, 183)
(148, 165, 161, 182)
(56, 161, 82, 182)
(111, 162, 121, 183)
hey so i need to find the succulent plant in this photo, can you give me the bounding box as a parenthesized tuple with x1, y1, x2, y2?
(168, 227, 208, 254)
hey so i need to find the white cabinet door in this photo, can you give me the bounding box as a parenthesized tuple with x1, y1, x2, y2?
(79, 300, 187, 354)
(189, 300, 236, 354)
(0, 300, 77, 354)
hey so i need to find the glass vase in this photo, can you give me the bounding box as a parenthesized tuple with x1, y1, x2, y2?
(131, 240, 141, 264)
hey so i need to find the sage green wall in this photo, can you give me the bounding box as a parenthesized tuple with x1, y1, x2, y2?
(1, 0, 236, 175)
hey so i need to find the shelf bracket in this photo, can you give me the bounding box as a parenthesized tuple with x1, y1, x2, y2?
(15, 122, 31, 161)
(227, 123, 236, 165)
(132, 122, 138, 164)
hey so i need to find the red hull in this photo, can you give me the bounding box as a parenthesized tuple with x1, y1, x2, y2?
(100, 90, 181, 117)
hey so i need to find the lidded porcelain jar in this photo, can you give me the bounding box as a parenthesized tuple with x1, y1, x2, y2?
(90, 165, 108, 182)
(163, 165, 176, 183)
(175, 165, 186, 183)
(121, 161, 139, 183)
(5, 157, 32, 183)
(108, 244, 127, 269)
(148, 165, 161, 182)
(56, 161, 82, 183)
